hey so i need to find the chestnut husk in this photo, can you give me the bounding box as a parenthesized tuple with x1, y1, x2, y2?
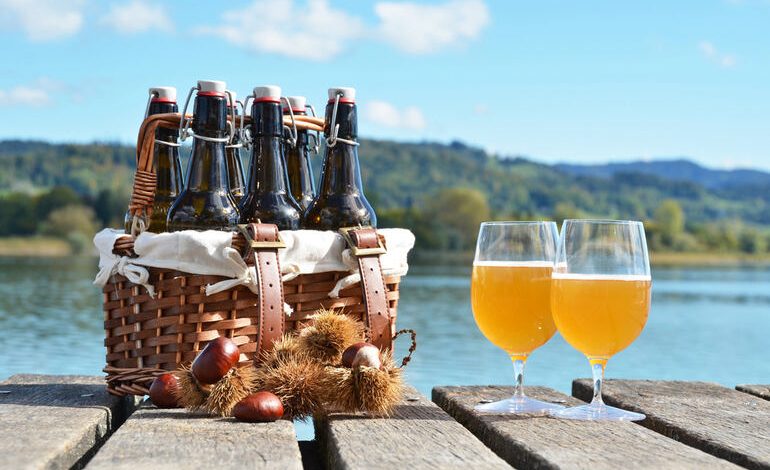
(319, 351, 403, 416)
(297, 308, 364, 365)
(205, 365, 258, 417)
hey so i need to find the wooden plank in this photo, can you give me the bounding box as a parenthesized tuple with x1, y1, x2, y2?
(573, 379, 770, 470)
(433, 385, 737, 470)
(86, 405, 303, 470)
(737, 384, 770, 401)
(314, 385, 510, 469)
(0, 374, 138, 470)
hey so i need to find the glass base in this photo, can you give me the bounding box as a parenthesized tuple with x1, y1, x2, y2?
(474, 395, 565, 414)
(549, 402, 645, 421)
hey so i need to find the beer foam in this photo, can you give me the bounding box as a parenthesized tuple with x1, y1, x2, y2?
(473, 260, 554, 268)
(551, 273, 651, 281)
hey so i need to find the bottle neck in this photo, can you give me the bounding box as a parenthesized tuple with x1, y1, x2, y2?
(248, 101, 290, 194)
(319, 143, 363, 196)
(248, 137, 289, 193)
(149, 101, 179, 142)
(186, 94, 229, 192)
(193, 94, 227, 138)
(319, 101, 362, 195)
(324, 101, 357, 140)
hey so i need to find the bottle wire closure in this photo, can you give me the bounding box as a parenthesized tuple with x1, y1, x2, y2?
(325, 92, 359, 149)
(306, 103, 321, 154)
(178, 84, 233, 144)
(282, 96, 299, 149)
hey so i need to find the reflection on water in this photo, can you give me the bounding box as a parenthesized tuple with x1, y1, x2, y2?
(1, 258, 768, 402)
(0, 257, 105, 378)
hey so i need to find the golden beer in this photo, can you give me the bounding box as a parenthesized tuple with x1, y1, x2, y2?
(471, 262, 556, 359)
(551, 274, 651, 362)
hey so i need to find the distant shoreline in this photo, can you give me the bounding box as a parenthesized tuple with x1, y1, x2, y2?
(0, 237, 73, 257)
(1, 237, 769, 267)
(410, 249, 770, 268)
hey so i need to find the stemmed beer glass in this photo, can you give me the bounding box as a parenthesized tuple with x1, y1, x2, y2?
(471, 221, 564, 413)
(550, 220, 651, 421)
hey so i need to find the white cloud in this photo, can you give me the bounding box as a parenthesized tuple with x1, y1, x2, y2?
(196, 0, 363, 61)
(375, 0, 490, 54)
(0, 0, 85, 41)
(101, 0, 173, 34)
(0, 85, 50, 107)
(197, 0, 490, 60)
(699, 41, 737, 68)
(365, 100, 426, 130)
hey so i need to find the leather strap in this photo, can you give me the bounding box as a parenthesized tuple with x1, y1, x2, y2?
(342, 227, 392, 350)
(241, 223, 285, 358)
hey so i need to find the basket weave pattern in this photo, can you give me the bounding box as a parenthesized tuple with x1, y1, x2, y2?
(103, 269, 400, 396)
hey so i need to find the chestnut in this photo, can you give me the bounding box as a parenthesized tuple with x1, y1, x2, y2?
(192, 337, 241, 385)
(149, 373, 180, 408)
(342, 342, 382, 369)
(233, 391, 284, 422)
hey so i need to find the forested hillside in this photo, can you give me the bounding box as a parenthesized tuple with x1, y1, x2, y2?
(0, 139, 768, 254)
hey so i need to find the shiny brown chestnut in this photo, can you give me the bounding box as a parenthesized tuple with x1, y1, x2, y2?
(191, 337, 241, 384)
(341, 342, 381, 369)
(149, 373, 181, 408)
(233, 391, 284, 422)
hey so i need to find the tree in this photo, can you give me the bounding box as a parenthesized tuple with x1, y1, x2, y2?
(422, 187, 491, 250)
(35, 186, 82, 221)
(552, 202, 583, 225)
(739, 228, 767, 254)
(654, 199, 685, 248)
(40, 205, 98, 254)
(0, 193, 37, 235)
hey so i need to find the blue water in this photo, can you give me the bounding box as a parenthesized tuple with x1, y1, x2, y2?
(0, 257, 768, 438)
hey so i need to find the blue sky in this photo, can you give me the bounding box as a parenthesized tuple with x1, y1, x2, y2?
(1, 0, 769, 170)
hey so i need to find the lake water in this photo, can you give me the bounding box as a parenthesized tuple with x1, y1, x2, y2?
(1, 257, 768, 407)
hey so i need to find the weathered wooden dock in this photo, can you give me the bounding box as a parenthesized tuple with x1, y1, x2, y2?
(1, 375, 768, 469)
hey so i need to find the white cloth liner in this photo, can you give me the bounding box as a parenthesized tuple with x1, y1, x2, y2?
(93, 228, 415, 314)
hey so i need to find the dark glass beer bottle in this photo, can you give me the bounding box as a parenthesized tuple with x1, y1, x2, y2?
(239, 85, 301, 230)
(282, 96, 316, 212)
(225, 90, 246, 203)
(304, 87, 376, 230)
(124, 86, 183, 233)
(167, 80, 240, 232)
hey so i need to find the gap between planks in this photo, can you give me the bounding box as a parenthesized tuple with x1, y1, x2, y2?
(433, 385, 738, 470)
(573, 379, 770, 470)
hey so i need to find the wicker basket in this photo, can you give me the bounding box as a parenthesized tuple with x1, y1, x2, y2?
(103, 112, 401, 397)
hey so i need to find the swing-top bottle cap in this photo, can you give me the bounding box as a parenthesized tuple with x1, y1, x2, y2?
(328, 87, 355, 103)
(282, 96, 306, 113)
(226, 90, 237, 107)
(149, 86, 176, 103)
(253, 85, 281, 103)
(197, 80, 226, 96)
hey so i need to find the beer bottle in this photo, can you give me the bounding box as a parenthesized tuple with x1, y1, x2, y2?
(282, 96, 316, 212)
(167, 80, 240, 232)
(225, 90, 246, 203)
(303, 87, 376, 230)
(124, 86, 183, 233)
(239, 85, 301, 230)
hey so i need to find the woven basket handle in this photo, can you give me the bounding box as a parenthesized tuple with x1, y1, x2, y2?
(126, 113, 325, 236)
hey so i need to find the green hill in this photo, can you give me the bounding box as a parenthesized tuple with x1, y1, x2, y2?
(0, 139, 768, 253)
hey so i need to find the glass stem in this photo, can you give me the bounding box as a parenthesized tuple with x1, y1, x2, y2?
(510, 356, 527, 399)
(590, 360, 606, 406)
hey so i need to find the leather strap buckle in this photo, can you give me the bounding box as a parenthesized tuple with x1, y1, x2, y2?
(238, 224, 286, 249)
(339, 226, 386, 256)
